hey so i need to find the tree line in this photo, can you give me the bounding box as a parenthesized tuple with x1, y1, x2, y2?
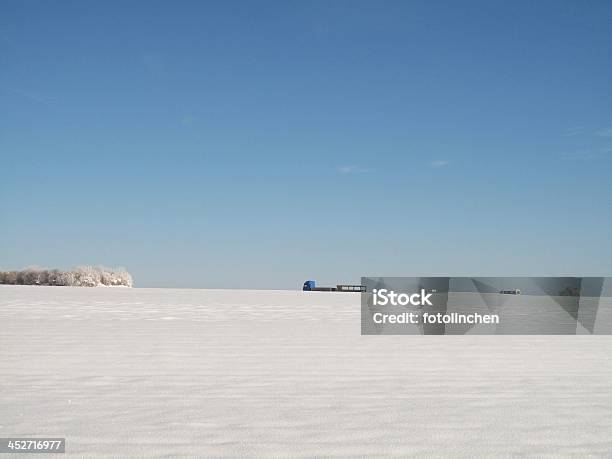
(0, 266, 133, 287)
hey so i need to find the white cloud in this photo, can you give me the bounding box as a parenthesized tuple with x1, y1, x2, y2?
(596, 127, 612, 137)
(11, 89, 56, 104)
(181, 116, 195, 126)
(560, 147, 612, 160)
(337, 165, 368, 174)
(429, 160, 449, 168)
(563, 126, 585, 136)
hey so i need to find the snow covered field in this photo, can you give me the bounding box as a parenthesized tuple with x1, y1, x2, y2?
(1, 285, 611, 457)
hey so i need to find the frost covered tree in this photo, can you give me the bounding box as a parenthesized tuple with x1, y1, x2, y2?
(2, 271, 18, 284)
(73, 266, 101, 287)
(0, 266, 133, 287)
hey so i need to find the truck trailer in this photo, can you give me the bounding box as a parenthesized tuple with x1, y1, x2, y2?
(302, 280, 365, 293)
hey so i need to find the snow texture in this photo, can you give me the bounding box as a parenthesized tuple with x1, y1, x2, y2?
(1, 286, 611, 457)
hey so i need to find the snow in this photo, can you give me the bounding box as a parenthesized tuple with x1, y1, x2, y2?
(1, 285, 611, 457)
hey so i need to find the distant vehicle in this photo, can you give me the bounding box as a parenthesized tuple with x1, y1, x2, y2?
(303, 280, 316, 291)
(500, 289, 521, 295)
(303, 280, 365, 293)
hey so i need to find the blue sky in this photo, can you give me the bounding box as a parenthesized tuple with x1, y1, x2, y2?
(1, 1, 611, 288)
